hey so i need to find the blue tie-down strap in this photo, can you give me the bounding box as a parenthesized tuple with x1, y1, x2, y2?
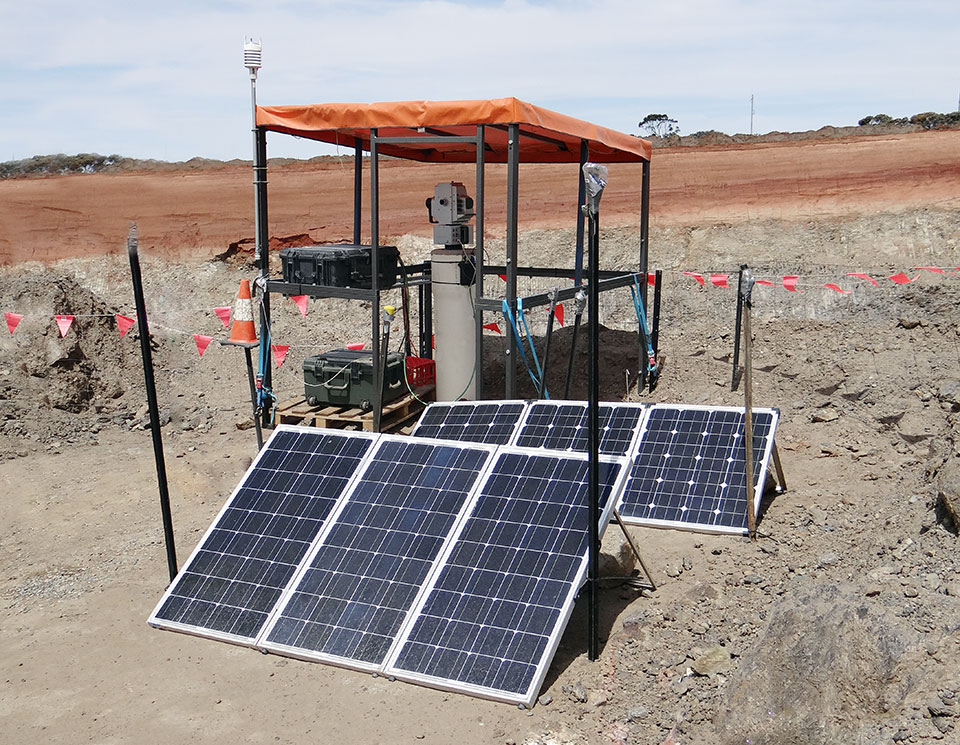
(630, 275, 656, 367)
(502, 299, 543, 392)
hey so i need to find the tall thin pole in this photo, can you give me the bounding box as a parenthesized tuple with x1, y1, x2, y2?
(127, 224, 178, 583)
(741, 267, 757, 541)
(504, 123, 520, 398)
(750, 94, 755, 136)
(582, 162, 608, 663)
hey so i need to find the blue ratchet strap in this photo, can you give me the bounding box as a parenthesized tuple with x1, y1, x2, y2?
(502, 299, 542, 390)
(517, 298, 549, 399)
(255, 301, 278, 425)
(630, 274, 656, 367)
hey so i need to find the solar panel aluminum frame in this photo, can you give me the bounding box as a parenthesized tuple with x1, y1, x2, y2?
(618, 404, 779, 536)
(410, 400, 531, 445)
(382, 447, 630, 707)
(147, 425, 379, 647)
(509, 400, 649, 458)
(256, 435, 501, 673)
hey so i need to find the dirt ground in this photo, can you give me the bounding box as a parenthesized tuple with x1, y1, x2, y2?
(2, 130, 959, 745)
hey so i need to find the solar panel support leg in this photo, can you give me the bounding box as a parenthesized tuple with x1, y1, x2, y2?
(771, 441, 788, 493)
(612, 509, 656, 591)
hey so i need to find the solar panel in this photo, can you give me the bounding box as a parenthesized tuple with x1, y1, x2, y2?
(385, 448, 628, 706)
(259, 436, 497, 671)
(512, 401, 647, 457)
(148, 426, 375, 644)
(618, 404, 779, 534)
(411, 401, 529, 445)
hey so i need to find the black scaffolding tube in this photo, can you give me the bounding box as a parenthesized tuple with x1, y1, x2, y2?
(127, 225, 178, 583)
(370, 130, 383, 431)
(586, 207, 601, 662)
(574, 140, 588, 287)
(353, 137, 363, 245)
(639, 159, 650, 309)
(504, 123, 520, 398)
(474, 124, 486, 398)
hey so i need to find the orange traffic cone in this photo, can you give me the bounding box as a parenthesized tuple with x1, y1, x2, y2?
(224, 279, 259, 346)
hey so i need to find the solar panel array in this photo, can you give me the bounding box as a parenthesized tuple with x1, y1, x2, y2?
(617, 405, 779, 534)
(513, 401, 646, 456)
(151, 401, 780, 707)
(411, 401, 527, 445)
(386, 450, 626, 703)
(150, 429, 375, 644)
(261, 438, 493, 670)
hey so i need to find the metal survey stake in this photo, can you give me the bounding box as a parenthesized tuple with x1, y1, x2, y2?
(739, 267, 758, 541)
(127, 223, 178, 582)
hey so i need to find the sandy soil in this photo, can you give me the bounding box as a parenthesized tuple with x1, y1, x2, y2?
(2, 130, 960, 744)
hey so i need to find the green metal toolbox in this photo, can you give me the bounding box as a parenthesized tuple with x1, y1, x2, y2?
(303, 348, 406, 410)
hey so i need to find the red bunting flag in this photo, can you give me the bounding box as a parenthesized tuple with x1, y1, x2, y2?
(914, 266, 947, 274)
(846, 272, 878, 286)
(782, 276, 801, 292)
(213, 306, 231, 328)
(432, 335, 436, 350)
(647, 273, 656, 286)
(823, 283, 850, 294)
(888, 272, 920, 285)
(482, 322, 502, 334)
(554, 303, 564, 327)
(55, 315, 74, 337)
(5, 312, 23, 334)
(116, 314, 135, 337)
(193, 334, 213, 356)
(346, 342, 365, 351)
(497, 274, 507, 282)
(271, 344, 290, 368)
(754, 279, 775, 286)
(683, 272, 705, 286)
(710, 274, 729, 289)
(291, 295, 308, 318)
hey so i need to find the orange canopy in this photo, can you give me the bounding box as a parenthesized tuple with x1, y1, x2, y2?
(256, 97, 651, 164)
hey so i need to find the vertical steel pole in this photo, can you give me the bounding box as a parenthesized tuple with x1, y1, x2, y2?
(743, 281, 757, 541)
(652, 269, 663, 358)
(370, 130, 383, 431)
(574, 139, 588, 287)
(732, 265, 746, 390)
(639, 159, 651, 309)
(243, 347, 264, 450)
(255, 129, 272, 429)
(353, 137, 363, 245)
(474, 125, 486, 399)
(504, 123, 520, 398)
(127, 225, 178, 583)
(586, 208, 600, 662)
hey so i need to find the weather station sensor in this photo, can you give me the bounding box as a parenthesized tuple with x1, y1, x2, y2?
(243, 38, 262, 77)
(426, 182, 475, 248)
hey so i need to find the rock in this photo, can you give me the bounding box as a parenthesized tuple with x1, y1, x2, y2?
(742, 574, 765, 585)
(898, 318, 922, 329)
(817, 551, 840, 568)
(944, 583, 960, 597)
(566, 681, 588, 703)
(936, 457, 960, 531)
(811, 407, 840, 423)
(664, 564, 682, 578)
(684, 582, 720, 603)
(235, 416, 254, 431)
(716, 583, 920, 745)
(625, 705, 650, 722)
(537, 693, 552, 706)
(621, 611, 647, 640)
(903, 584, 920, 598)
(691, 646, 731, 677)
(599, 532, 636, 576)
(682, 556, 694, 572)
(938, 379, 960, 411)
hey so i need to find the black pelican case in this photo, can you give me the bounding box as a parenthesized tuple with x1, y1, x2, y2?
(303, 348, 405, 410)
(279, 244, 400, 289)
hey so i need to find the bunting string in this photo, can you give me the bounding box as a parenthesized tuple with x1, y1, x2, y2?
(3, 265, 957, 360)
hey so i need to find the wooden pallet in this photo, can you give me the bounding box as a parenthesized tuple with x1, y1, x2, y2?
(273, 387, 434, 433)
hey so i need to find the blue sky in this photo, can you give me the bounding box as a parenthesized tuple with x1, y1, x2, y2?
(3, 0, 958, 161)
